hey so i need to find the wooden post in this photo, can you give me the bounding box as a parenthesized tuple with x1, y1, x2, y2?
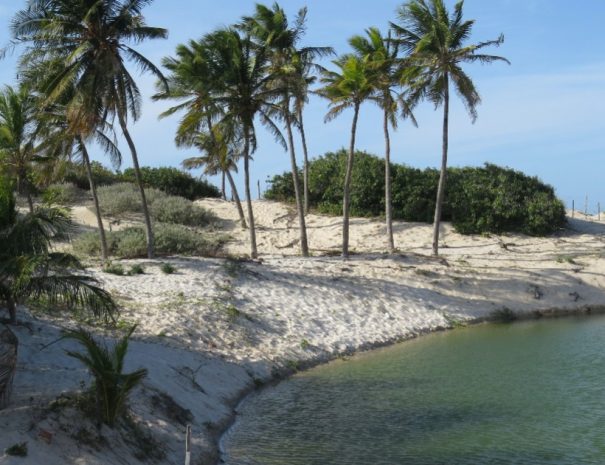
(572, 200, 574, 218)
(257, 180, 261, 200)
(185, 425, 191, 465)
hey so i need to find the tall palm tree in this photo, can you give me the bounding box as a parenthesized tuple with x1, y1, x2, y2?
(153, 37, 249, 229)
(12, 0, 168, 259)
(392, 0, 508, 256)
(0, 177, 117, 324)
(182, 122, 248, 229)
(318, 54, 374, 258)
(0, 85, 42, 213)
(242, 3, 333, 257)
(203, 28, 284, 259)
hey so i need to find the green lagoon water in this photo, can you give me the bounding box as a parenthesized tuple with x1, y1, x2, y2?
(222, 316, 605, 465)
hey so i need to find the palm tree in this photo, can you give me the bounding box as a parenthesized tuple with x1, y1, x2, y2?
(318, 54, 374, 258)
(203, 28, 284, 259)
(350, 27, 417, 253)
(242, 3, 333, 257)
(392, 0, 508, 256)
(0, 85, 42, 213)
(37, 95, 122, 262)
(12, 0, 168, 259)
(153, 37, 249, 229)
(182, 122, 248, 229)
(0, 177, 117, 324)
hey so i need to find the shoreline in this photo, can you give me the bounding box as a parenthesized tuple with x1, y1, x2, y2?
(214, 304, 605, 464)
(4, 201, 605, 465)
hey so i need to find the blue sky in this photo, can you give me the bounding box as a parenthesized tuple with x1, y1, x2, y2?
(0, 0, 604, 211)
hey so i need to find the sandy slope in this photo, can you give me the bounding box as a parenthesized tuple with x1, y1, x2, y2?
(2, 199, 605, 464)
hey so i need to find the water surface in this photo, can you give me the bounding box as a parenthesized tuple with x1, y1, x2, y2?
(223, 316, 605, 465)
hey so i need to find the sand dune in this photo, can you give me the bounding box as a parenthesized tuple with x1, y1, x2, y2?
(3, 199, 605, 464)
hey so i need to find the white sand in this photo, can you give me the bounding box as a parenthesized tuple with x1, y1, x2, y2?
(3, 199, 605, 464)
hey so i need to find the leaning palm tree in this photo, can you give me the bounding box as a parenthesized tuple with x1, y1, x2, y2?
(182, 122, 248, 229)
(392, 0, 508, 256)
(318, 54, 374, 258)
(203, 27, 284, 259)
(0, 177, 117, 324)
(242, 3, 333, 257)
(0, 85, 43, 213)
(350, 27, 418, 253)
(12, 0, 168, 259)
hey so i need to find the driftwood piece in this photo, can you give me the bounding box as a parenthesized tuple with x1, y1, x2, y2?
(0, 325, 18, 410)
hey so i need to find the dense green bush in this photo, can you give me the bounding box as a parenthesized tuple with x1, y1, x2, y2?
(97, 183, 165, 217)
(64, 161, 120, 189)
(73, 224, 227, 258)
(42, 182, 88, 205)
(265, 150, 566, 236)
(120, 166, 220, 200)
(0, 176, 15, 226)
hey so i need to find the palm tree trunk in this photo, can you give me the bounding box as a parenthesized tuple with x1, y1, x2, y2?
(225, 170, 247, 229)
(298, 108, 310, 216)
(343, 102, 360, 259)
(79, 138, 109, 261)
(243, 124, 258, 258)
(118, 114, 154, 259)
(432, 74, 449, 256)
(25, 192, 34, 214)
(7, 295, 16, 324)
(285, 107, 309, 257)
(384, 107, 395, 254)
(221, 172, 226, 200)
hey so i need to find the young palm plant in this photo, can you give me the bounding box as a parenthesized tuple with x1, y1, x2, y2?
(62, 325, 146, 427)
(0, 178, 117, 324)
(12, 0, 168, 259)
(318, 54, 374, 258)
(349, 27, 418, 253)
(392, 0, 509, 256)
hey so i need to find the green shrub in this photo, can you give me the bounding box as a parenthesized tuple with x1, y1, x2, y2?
(128, 264, 145, 275)
(97, 183, 165, 217)
(160, 263, 176, 274)
(265, 150, 566, 236)
(64, 161, 120, 189)
(5, 442, 28, 457)
(0, 176, 16, 227)
(103, 263, 125, 276)
(43, 182, 87, 205)
(96, 183, 215, 226)
(149, 195, 215, 226)
(120, 167, 220, 200)
(73, 224, 227, 258)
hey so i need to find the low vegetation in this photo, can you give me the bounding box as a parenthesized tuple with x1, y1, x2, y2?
(266, 150, 567, 236)
(96, 183, 215, 227)
(73, 224, 227, 259)
(42, 183, 88, 206)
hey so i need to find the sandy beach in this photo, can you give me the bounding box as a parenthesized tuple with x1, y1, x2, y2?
(2, 199, 605, 464)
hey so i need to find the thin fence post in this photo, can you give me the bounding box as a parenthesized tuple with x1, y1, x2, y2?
(572, 200, 575, 218)
(257, 180, 261, 200)
(185, 425, 191, 465)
